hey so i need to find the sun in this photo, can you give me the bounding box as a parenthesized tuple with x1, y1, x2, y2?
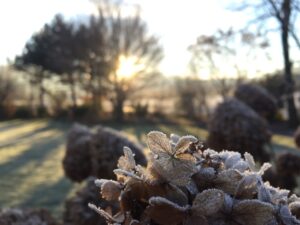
(116, 55, 144, 80)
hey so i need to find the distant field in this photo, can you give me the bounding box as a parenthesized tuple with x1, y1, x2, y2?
(0, 119, 298, 219)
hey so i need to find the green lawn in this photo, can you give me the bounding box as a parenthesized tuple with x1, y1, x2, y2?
(0, 119, 298, 218)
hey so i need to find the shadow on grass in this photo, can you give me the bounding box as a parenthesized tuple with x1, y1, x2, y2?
(0, 135, 64, 174)
(0, 122, 65, 149)
(0, 120, 30, 132)
(0, 121, 72, 215)
(19, 177, 74, 215)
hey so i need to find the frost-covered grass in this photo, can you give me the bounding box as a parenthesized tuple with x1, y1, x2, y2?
(0, 120, 80, 218)
(0, 119, 298, 218)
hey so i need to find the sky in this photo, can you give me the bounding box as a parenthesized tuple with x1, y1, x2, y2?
(0, 0, 296, 77)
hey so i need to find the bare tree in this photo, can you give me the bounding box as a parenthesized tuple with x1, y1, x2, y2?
(92, 1, 163, 121)
(188, 29, 244, 99)
(175, 77, 209, 120)
(15, 15, 99, 115)
(229, 0, 300, 126)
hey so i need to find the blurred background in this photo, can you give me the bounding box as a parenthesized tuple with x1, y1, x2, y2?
(1, 0, 300, 222)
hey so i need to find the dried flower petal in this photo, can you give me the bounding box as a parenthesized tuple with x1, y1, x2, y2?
(235, 174, 258, 199)
(114, 169, 143, 181)
(175, 135, 197, 153)
(279, 205, 300, 225)
(192, 189, 224, 216)
(290, 202, 300, 220)
(95, 179, 122, 201)
(244, 152, 256, 171)
(184, 214, 208, 225)
(233, 200, 275, 225)
(257, 179, 272, 203)
(147, 131, 172, 155)
(146, 197, 188, 225)
(170, 133, 180, 144)
(118, 147, 136, 171)
(223, 151, 242, 168)
(88, 203, 124, 224)
(214, 169, 243, 194)
(258, 162, 272, 176)
(152, 156, 196, 186)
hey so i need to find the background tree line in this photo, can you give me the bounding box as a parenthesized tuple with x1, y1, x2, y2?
(1, 0, 300, 127)
(14, 1, 162, 121)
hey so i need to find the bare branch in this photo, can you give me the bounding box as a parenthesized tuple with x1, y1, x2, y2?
(266, 0, 283, 22)
(290, 27, 300, 49)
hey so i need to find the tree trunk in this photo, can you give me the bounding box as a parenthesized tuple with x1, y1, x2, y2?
(114, 100, 124, 122)
(29, 82, 35, 115)
(113, 88, 125, 122)
(36, 70, 46, 116)
(69, 74, 77, 110)
(281, 0, 298, 127)
(39, 81, 45, 110)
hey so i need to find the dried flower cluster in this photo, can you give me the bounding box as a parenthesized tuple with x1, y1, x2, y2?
(264, 152, 300, 191)
(63, 124, 93, 182)
(89, 131, 300, 225)
(234, 83, 277, 120)
(207, 98, 272, 163)
(90, 126, 146, 179)
(63, 124, 146, 182)
(0, 208, 59, 225)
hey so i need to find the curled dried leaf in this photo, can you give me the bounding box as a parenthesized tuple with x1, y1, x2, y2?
(88, 203, 124, 224)
(98, 179, 122, 201)
(244, 152, 256, 171)
(175, 135, 198, 154)
(114, 169, 143, 181)
(118, 147, 136, 171)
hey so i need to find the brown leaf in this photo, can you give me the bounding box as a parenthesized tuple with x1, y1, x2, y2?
(175, 135, 198, 153)
(232, 200, 275, 225)
(192, 189, 224, 216)
(100, 180, 122, 201)
(192, 168, 216, 191)
(214, 169, 243, 195)
(145, 196, 188, 225)
(152, 156, 196, 186)
(147, 131, 172, 155)
(120, 179, 188, 214)
(183, 215, 208, 225)
(123, 212, 140, 225)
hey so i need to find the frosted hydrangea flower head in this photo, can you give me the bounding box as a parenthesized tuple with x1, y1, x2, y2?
(89, 131, 300, 225)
